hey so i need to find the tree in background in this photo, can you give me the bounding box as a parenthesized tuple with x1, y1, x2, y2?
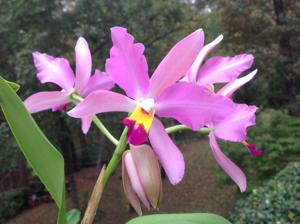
(214, 0, 300, 112)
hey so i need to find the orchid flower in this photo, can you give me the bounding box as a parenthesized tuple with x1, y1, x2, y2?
(68, 27, 238, 185)
(24, 37, 114, 134)
(217, 70, 263, 155)
(184, 34, 263, 191)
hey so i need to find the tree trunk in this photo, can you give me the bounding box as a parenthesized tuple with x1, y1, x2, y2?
(273, 0, 299, 115)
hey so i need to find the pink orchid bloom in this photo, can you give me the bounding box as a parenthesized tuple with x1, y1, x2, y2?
(24, 37, 114, 134)
(217, 70, 263, 157)
(184, 34, 263, 192)
(68, 27, 238, 185)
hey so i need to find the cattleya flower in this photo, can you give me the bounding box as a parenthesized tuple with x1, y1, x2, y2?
(217, 70, 263, 158)
(122, 144, 162, 215)
(184, 34, 263, 191)
(69, 27, 239, 185)
(24, 37, 114, 133)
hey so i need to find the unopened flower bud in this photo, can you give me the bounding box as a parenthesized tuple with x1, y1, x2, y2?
(122, 144, 162, 215)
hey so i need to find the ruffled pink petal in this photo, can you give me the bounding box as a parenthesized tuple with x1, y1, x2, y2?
(124, 151, 150, 209)
(74, 37, 92, 94)
(68, 90, 137, 118)
(81, 70, 115, 97)
(209, 133, 246, 192)
(106, 27, 149, 100)
(148, 29, 204, 98)
(32, 52, 75, 92)
(214, 104, 258, 142)
(24, 91, 71, 113)
(197, 54, 254, 86)
(155, 82, 236, 130)
(81, 116, 92, 134)
(186, 35, 223, 82)
(217, 69, 257, 98)
(148, 119, 185, 185)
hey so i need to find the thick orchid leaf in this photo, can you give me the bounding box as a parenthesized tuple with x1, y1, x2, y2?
(4, 78, 20, 92)
(67, 209, 81, 224)
(126, 213, 231, 224)
(0, 76, 66, 224)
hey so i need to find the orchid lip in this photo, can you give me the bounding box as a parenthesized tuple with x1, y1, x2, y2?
(247, 144, 263, 157)
(242, 141, 263, 157)
(122, 118, 149, 145)
(122, 100, 155, 145)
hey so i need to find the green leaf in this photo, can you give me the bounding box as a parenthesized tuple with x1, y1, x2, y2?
(67, 209, 81, 224)
(0, 76, 66, 224)
(126, 213, 232, 224)
(3, 79, 20, 92)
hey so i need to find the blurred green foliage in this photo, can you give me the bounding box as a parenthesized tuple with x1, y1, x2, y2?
(217, 1, 300, 111)
(220, 109, 300, 191)
(230, 162, 300, 224)
(0, 187, 28, 222)
(0, 123, 20, 174)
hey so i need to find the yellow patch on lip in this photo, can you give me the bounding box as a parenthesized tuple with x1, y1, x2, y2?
(128, 106, 154, 133)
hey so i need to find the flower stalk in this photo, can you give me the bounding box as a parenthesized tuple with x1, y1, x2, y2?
(91, 116, 118, 145)
(70, 92, 119, 145)
(166, 124, 212, 135)
(102, 127, 128, 185)
(81, 127, 128, 224)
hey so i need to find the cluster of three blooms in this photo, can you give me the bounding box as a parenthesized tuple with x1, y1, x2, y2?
(24, 26, 262, 215)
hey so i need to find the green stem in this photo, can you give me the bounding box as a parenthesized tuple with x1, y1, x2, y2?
(70, 92, 84, 103)
(103, 127, 128, 185)
(80, 128, 128, 224)
(70, 93, 119, 145)
(91, 116, 118, 145)
(166, 124, 211, 135)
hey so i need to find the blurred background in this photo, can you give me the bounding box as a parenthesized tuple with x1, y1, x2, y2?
(0, 0, 299, 223)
